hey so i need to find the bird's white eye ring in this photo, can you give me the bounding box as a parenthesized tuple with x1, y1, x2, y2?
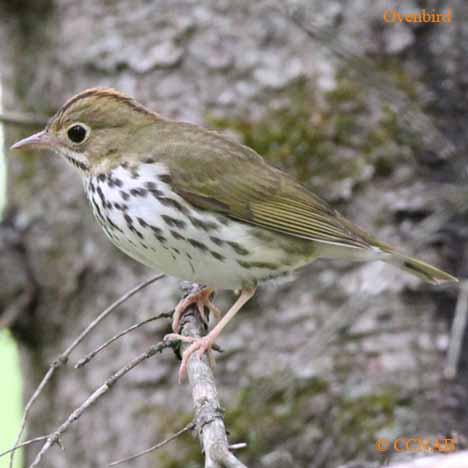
(66, 123, 90, 144)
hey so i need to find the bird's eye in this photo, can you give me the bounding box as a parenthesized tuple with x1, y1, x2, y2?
(67, 124, 88, 143)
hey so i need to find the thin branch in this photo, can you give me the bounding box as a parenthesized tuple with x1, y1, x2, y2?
(0, 436, 48, 458)
(27, 340, 172, 468)
(108, 421, 195, 467)
(0, 111, 48, 126)
(9, 366, 56, 468)
(75, 309, 173, 368)
(445, 279, 468, 379)
(9, 273, 165, 468)
(52, 272, 165, 362)
(229, 443, 247, 451)
(181, 284, 248, 468)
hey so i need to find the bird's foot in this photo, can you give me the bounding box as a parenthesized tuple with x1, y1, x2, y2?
(166, 287, 256, 383)
(164, 333, 217, 383)
(172, 287, 221, 332)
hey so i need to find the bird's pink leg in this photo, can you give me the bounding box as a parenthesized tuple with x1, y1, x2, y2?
(173, 287, 256, 383)
(171, 287, 221, 332)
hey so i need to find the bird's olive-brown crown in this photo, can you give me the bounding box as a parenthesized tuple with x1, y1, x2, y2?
(45, 88, 164, 172)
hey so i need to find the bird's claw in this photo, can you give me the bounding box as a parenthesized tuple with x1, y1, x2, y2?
(164, 333, 216, 383)
(164, 333, 195, 344)
(178, 335, 216, 383)
(172, 288, 221, 332)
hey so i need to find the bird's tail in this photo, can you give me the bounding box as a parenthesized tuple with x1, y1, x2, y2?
(316, 212, 458, 284)
(386, 251, 458, 285)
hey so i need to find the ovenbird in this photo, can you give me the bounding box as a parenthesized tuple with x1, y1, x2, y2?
(11, 88, 458, 381)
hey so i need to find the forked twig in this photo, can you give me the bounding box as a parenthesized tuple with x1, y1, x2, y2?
(108, 421, 195, 466)
(75, 309, 173, 368)
(28, 340, 172, 468)
(8, 273, 165, 468)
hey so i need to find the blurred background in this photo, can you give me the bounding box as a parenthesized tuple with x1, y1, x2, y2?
(0, 1, 466, 467)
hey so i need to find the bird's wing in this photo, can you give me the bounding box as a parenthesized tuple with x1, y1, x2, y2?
(162, 123, 373, 250)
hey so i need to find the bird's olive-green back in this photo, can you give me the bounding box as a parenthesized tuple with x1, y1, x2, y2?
(149, 120, 375, 250)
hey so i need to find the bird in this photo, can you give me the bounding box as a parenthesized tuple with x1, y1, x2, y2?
(11, 88, 458, 381)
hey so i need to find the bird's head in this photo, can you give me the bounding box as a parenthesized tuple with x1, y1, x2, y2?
(10, 88, 160, 174)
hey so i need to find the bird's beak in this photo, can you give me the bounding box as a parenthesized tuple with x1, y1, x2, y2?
(10, 130, 51, 151)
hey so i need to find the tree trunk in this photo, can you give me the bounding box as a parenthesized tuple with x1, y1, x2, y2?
(0, 1, 466, 467)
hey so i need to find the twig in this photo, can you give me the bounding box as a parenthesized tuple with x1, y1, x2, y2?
(229, 443, 247, 451)
(8, 365, 56, 468)
(445, 280, 468, 379)
(75, 309, 173, 368)
(9, 273, 165, 468)
(27, 340, 172, 468)
(0, 111, 48, 126)
(108, 421, 195, 466)
(0, 436, 48, 458)
(181, 284, 248, 468)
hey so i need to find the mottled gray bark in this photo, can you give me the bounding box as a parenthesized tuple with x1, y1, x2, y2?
(0, 1, 466, 467)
